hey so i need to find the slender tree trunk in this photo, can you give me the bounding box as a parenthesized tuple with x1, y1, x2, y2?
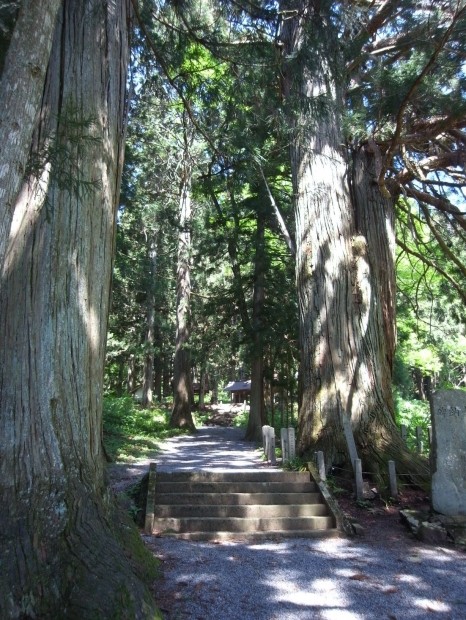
(210, 375, 218, 404)
(245, 210, 266, 441)
(162, 353, 171, 399)
(0, 2, 159, 617)
(116, 358, 125, 395)
(199, 366, 208, 410)
(154, 349, 163, 401)
(170, 131, 195, 431)
(281, 1, 429, 482)
(142, 236, 157, 408)
(127, 353, 136, 393)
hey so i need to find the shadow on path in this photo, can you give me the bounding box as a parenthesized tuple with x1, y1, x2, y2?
(155, 426, 270, 472)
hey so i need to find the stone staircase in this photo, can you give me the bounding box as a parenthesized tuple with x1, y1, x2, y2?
(148, 469, 339, 541)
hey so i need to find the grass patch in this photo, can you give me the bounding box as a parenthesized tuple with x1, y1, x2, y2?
(232, 408, 249, 429)
(103, 396, 188, 462)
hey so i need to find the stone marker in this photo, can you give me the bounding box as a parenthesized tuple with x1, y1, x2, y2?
(281, 427, 296, 463)
(431, 390, 466, 516)
(262, 425, 276, 465)
(316, 451, 326, 481)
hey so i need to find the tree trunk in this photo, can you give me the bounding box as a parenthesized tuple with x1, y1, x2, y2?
(127, 353, 136, 393)
(281, 1, 429, 482)
(245, 209, 266, 441)
(0, 0, 62, 268)
(210, 375, 218, 404)
(199, 366, 208, 410)
(0, 1, 160, 617)
(142, 236, 157, 408)
(170, 130, 195, 431)
(162, 353, 171, 399)
(154, 350, 163, 402)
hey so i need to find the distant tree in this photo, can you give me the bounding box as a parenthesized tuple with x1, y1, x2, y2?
(170, 113, 197, 430)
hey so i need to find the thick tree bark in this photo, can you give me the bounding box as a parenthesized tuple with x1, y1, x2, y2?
(0, 0, 62, 268)
(281, 1, 429, 482)
(0, 1, 160, 617)
(170, 140, 195, 431)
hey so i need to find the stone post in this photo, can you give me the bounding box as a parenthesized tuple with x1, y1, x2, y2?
(263, 425, 276, 465)
(354, 458, 363, 501)
(416, 426, 423, 453)
(388, 460, 398, 499)
(316, 451, 326, 481)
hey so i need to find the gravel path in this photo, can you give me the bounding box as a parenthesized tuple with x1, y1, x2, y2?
(110, 423, 466, 619)
(146, 534, 466, 620)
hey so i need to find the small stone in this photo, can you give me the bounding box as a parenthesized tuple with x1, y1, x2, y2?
(352, 522, 365, 536)
(399, 509, 422, 535)
(418, 521, 448, 544)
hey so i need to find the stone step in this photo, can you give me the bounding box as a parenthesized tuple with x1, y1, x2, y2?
(148, 469, 338, 540)
(154, 503, 329, 519)
(161, 529, 341, 542)
(155, 481, 317, 494)
(153, 515, 335, 534)
(154, 492, 323, 506)
(155, 470, 311, 483)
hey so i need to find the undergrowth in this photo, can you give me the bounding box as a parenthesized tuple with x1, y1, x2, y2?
(103, 396, 187, 462)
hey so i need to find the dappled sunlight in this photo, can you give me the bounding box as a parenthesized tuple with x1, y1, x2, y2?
(76, 262, 100, 354)
(148, 429, 466, 619)
(156, 426, 270, 472)
(413, 598, 452, 614)
(153, 533, 466, 619)
(3, 165, 51, 278)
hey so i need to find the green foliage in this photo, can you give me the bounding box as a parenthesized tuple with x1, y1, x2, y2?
(103, 396, 187, 462)
(325, 476, 346, 495)
(232, 408, 249, 429)
(27, 100, 102, 199)
(282, 455, 308, 472)
(395, 201, 466, 397)
(393, 390, 431, 452)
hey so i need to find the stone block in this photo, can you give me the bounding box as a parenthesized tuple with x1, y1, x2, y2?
(431, 390, 466, 516)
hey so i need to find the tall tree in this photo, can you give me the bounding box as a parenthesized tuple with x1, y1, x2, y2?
(0, 1, 159, 616)
(170, 114, 196, 430)
(279, 0, 429, 478)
